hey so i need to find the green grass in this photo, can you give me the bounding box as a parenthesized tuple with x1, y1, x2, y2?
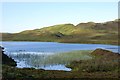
(2, 49, 120, 79)
(44, 50, 92, 65)
(1, 19, 119, 45)
(8, 50, 92, 67)
(67, 49, 120, 72)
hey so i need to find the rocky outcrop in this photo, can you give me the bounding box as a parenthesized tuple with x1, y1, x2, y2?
(55, 32, 64, 38)
(91, 48, 120, 56)
(0, 46, 16, 66)
(67, 49, 120, 73)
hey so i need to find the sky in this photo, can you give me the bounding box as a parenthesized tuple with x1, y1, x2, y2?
(0, 2, 118, 33)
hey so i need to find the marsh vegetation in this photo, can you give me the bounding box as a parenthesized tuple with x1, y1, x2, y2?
(2, 47, 120, 79)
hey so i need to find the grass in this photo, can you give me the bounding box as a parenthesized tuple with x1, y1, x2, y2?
(45, 50, 92, 65)
(7, 50, 92, 68)
(2, 65, 120, 79)
(2, 48, 120, 79)
(66, 49, 120, 72)
(1, 19, 119, 45)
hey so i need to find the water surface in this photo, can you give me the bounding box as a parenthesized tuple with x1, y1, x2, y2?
(1, 41, 119, 71)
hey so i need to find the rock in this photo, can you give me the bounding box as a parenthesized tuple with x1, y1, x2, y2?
(0, 46, 17, 66)
(55, 32, 64, 38)
(91, 48, 119, 56)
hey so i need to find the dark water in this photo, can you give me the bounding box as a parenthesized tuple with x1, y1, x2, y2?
(1, 41, 119, 71)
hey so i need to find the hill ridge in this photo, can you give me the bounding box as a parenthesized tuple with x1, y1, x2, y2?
(1, 19, 119, 45)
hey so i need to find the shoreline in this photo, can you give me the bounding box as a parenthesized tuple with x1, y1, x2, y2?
(1, 40, 119, 46)
(1, 46, 120, 79)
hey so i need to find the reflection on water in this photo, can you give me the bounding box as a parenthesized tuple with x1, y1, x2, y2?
(1, 41, 119, 71)
(7, 52, 72, 71)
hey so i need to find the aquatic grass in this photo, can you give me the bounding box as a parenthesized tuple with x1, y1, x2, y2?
(2, 48, 120, 79)
(30, 50, 92, 67)
(7, 50, 93, 68)
(43, 50, 93, 65)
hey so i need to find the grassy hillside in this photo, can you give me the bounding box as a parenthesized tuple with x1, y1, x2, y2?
(1, 19, 119, 45)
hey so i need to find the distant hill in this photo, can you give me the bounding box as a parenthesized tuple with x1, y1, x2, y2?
(1, 19, 119, 45)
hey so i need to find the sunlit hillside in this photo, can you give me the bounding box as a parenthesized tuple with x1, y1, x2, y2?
(1, 19, 119, 45)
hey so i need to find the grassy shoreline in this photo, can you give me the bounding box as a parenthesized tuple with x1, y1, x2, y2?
(2, 46, 120, 79)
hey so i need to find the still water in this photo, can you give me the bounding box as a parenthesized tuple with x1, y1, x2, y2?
(1, 41, 119, 71)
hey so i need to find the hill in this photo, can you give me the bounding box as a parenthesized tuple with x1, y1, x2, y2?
(1, 19, 119, 45)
